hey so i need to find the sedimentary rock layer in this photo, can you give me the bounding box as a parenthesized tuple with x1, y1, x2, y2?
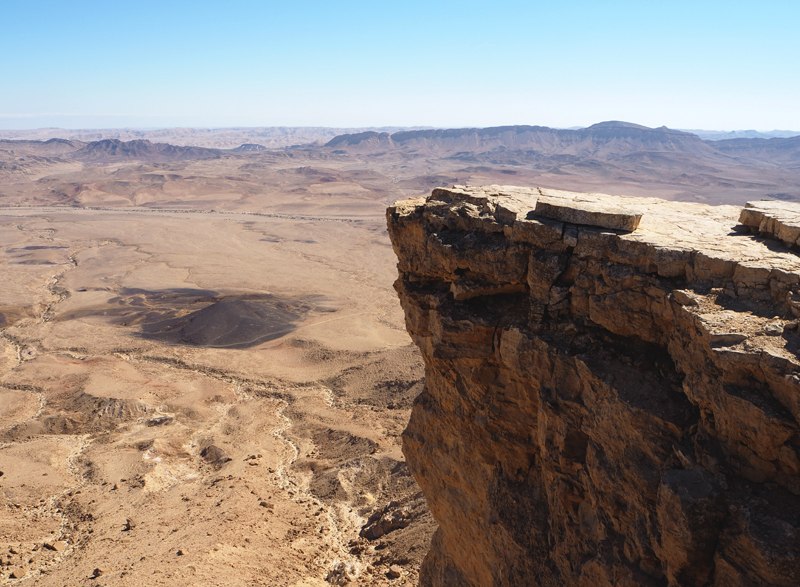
(387, 186, 800, 587)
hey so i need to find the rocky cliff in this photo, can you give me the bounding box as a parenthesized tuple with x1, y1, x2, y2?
(387, 186, 800, 587)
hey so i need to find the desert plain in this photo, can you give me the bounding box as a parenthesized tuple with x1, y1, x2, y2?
(0, 134, 439, 587)
(0, 123, 799, 586)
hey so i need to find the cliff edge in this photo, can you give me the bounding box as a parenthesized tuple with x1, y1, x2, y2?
(387, 186, 800, 587)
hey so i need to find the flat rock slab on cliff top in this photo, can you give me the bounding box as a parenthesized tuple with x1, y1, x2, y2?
(739, 200, 800, 247)
(534, 196, 643, 232)
(416, 186, 800, 282)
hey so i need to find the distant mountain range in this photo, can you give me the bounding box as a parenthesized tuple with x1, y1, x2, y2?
(0, 126, 435, 150)
(1, 121, 799, 207)
(322, 122, 800, 166)
(1, 121, 798, 172)
(0, 138, 222, 162)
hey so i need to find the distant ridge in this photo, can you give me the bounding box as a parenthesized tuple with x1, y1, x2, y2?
(714, 135, 800, 165)
(76, 139, 221, 161)
(681, 129, 800, 141)
(324, 122, 714, 158)
(327, 131, 389, 147)
(0, 138, 82, 156)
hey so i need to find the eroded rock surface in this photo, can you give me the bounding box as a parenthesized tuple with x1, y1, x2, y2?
(387, 186, 800, 587)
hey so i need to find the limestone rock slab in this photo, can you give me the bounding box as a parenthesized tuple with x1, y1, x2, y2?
(740, 200, 800, 248)
(535, 196, 643, 231)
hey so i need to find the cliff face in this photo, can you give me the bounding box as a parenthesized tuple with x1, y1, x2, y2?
(387, 186, 800, 587)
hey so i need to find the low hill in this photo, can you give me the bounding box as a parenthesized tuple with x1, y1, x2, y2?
(231, 143, 268, 152)
(0, 137, 82, 156)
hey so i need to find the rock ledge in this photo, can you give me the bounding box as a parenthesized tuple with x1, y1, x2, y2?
(387, 186, 800, 587)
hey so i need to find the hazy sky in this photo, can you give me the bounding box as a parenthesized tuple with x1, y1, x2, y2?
(1, 0, 798, 130)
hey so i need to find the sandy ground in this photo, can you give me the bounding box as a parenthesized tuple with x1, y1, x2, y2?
(0, 184, 434, 586)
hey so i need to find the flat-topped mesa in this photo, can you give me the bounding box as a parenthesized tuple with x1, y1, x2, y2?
(387, 186, 800, 587)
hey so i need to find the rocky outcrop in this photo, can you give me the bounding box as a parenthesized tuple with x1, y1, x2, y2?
(387, 186, 800, 587)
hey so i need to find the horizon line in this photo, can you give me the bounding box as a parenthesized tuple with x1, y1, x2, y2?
(1, 122, 799, 134)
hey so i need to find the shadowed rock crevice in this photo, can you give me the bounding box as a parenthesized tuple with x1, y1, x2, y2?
(388, 186, 800, 587)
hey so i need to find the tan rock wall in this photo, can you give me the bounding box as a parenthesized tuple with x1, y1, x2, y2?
(388, 186, 800, 587)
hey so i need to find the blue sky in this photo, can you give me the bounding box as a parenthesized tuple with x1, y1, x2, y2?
(1, 0, 798, 130)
